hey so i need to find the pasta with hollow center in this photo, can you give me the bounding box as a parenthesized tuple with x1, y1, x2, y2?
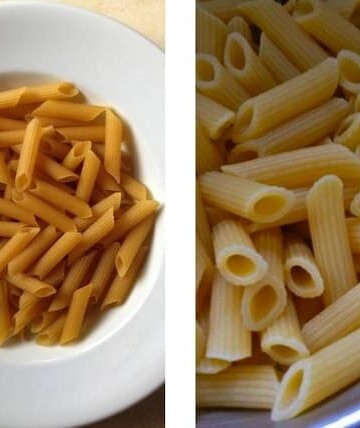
(196, 0, 360, 422)
(0, 81, 159, 346)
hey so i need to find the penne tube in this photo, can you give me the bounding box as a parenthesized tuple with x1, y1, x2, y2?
(213, 220, 267, 286)
(0, 116, 26, 130)
(61, 140, 92, 171)
(223, 33, 276, 96)
(337, 50, 360, 95)
(43, 260, 66, 287)
(17, 82, 78, 104)
(56, 125, 105, 143)
(0, 127, 51, 148)
(32, 232, 82, 279)
(0, 226, 39, 273)
(301, 282, 360, 353)
(197, 358, 230, 375)
(261, 294, 309, 365)
(196, 122, 223, 175)
(232, 58, 339, 142)
(76, 150, 101, 203)
(8, 225, 58, 275)
(196, 6, 228, 61)
(237, 0, 328, 71)
(259, 33, 300, 84)
(35, 116, 85, 127)
(0, 152, 12, 185)
(272, 328, 360, 421)
(104, 109, 122, 183)
(0, 281, 11, 344)
(0, 221, 25, 238)
(223, 145, 360, 188)
(197, 92, 235, 140)
(0, 198, 37, 226)
(307, 175, 357, 306)
(206, 272, 251, 361)
(30, 178, 92, 218)
(197, 184, 214, 259)
(32, 100, 105, 121)
(197, 365, 279, 409)
(284, 233, 324, 298)
(13, 297, 50, 335)
(12, 191, 76, 233)
(6, 273, 56, 298)
(227, 16, 252, 42)
(35, 152, 78, 183)
(15, 118, 42, 191)
(294, 0, 360, 55)
(199, 171, 295, 223)
(36, 312, 67, 346)
(90, 242, 120, 303)
(115, 213, 155, 277)
(49, 251, 97, 312)
(102, 200, 158, 246)
(326, 0, 360, 19)
(96, 166, 121, 194)
(334, 113, 360, 151)
(241, 228, 287, 331)
(1, 102, 40, 119)
(200, 0, 256, 22)
(120, 171, 148, 201)
(60, 283, 93, 344)
(230, 98, 349, 159)
(18, 291, 39, 310)
(68, 208, 114, 264)
(101, 246, 148, 310)
(196, 53, 249, 111)
(346, 217, 360, 253)
(31, 309, 64, 334)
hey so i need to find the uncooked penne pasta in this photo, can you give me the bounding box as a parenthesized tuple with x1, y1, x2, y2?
(196, 122, 223, 175)
(350, 192, 360, 217)
(237, 0, 328, 71)
(337, 50, 360, 95)
(121, 171, 148, 201)
(12, 191, 76, 233)
(32, 100, 105, 121)
(272, 328, 360, 421)
(345, 218, 360, 253)
(104, 109, 122, 183)
(30, 178, 92, 219)
(35, 152, 78, 183)
(0, 199, 37, 226)
(76, 150, 101, 203)
(0, 117, 26, 130)
(227, 16, 252, 42)
(17, 82, 78, 104)
(197, 184, 213, 259)
(213, 220, 267, 286)
(60, 283, 93, 344)
(8, 225, 58, 275)
(49, 251, 97, 312)
(242, 228, 287, 331)
(56, 125, 105, 143)
(302, 282, 360, 353)
(41, 138, 70, 160)
(6, 274, 55, 298)
(294, 0, 360, 55)
(206, 272, 251, 361)
(31, 309, 64, 334)
(196, 53, 249, 111)
(259, 33, 300, 84)
(62, 141, 92, 171)
(196, 6, 228, 61)
(115, 213, 155, 277)
(223, 32, 276, 96)
(0, 281, 11, 344)
(196, 236, 214, 313)
(223, 145, 360, 188)
(15, 118, 42, 191)
(197, 365, 279, 409)
(326, 0, 360, 19)
(0, 221, 24, 238)
(232, 58, 339, 142)
(284, 233, 324, 298)
(334, 113, 360, 150)
(96, 166, 121, 194)
(36, 312, 67, 345)
(199, 171, 295, 223)
(230, 98, 349, 158)
(307, 175, 357, 306)
(13, 298, 50, 336)
(44, 260, 66, 287)
(197, 92, 235, 140)
(261, 294, 309, 366)
(0, 152, 12, 185)
(32, 232, 82, 279)
(200, 0, 254, 22)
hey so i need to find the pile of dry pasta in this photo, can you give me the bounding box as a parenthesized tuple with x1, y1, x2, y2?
(0, 81, 158, 346)
(196, 0, 360, 422)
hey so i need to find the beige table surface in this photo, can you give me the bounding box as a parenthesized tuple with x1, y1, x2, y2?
(0, 0, 165, 427)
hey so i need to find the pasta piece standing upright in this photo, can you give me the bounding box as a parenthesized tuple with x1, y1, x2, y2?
(306, 175, 357, 306)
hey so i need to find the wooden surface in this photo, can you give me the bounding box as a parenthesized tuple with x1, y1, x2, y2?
(0, 1, 165, 427)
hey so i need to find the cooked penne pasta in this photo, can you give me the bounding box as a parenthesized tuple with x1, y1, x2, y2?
(31, 309, 64, 334)
(337, 50, 360, 95)
(60, 283, 93, 344)
(232, 58, 339, 142)
(284, 233, 324, 298)
(32, 100, 105, 121)
(197, 365, 279, 409)
(76, 150, 101, 203)
(104, 109, 122, 183)
(35, 312, 67, 345)
(206, 272, 251, 361)
(307, 175, 357, 306)
(32, 231, 82, 279)
(199, 171, 295, 223)
(196, 53, 249, 111)
(224, 32, 276, 96)
(213, 220, 267, 286)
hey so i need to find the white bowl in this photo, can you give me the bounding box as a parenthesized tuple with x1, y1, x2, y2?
(0, 1, 164, 426)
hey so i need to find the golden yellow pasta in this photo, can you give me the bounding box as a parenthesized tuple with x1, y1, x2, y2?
(104, 109, 122, 183)
(61, 140, 92, 171)
(76, 150, 101, 203)
(0, 281, 11, 345)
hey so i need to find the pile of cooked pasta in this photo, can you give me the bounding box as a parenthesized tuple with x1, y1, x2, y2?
(196, 0, 360, 422)
(0, 81, 158, 346)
